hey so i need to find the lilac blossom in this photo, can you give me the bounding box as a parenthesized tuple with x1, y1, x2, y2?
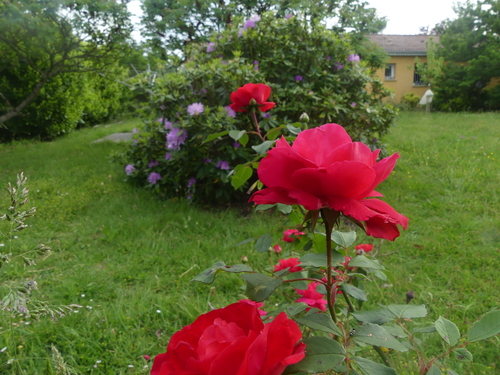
(149, 160, 159, 168)
(215, 160, 230, 170)
(158, 117, 173, 130)
(187, 178, 197, 188)
(262, 113, 271, 119)
(148, 172, 161, 184)
(224, 106, 236, 118)
(295, 75, 303, 81)
(334, 62, 343, 70)
(233, 142, 240, 148)
(166, 128, 188, 150)
(125, 164, 135, 175)
(348, 54, 360, 64)
(187, 102, 204, 116)
(244, 19, 256, 29)
(326, 56, 331, 60)
(351, 102, 357, 107)
(206, 42, 215, 53)
(250, 15, 261, 22)
(165, 152, 172, 160)
(132, 128, 139, 134)
(203, 158, 212, 164)
(285, 14, 293, 20)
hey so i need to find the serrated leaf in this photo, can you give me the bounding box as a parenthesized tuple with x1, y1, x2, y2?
(435, 316, 460, 346)
(202, 130, 229, 144)
(426, 365, 442, 375)
(331, 230, 357, 247)
(254, 233, 273, 253)
(353, 357, 399, 375)
(413, 325, 436, 334)
(353, 323, 409, 352)
(286, 124, 302, 135)
(453, 348, 473, 362)
(192, 261, 253, 283)
(252, 140, 275, 155)
(467, 310, 500, 342)
(295, 312, 342, 336)
(342, 284, 367, 302)
(286, 337, 345, 373)
(241, 273, 282, 302)
(352, 308, 395, 325)
(299, 251, 344, 267)
(386, 304, 428, 319)
(231, 165, 253, 189)
(349, 255, 384, 270)
(276, 203, 292, 214)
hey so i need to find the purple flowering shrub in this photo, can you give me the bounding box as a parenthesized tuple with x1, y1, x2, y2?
(118, 13, 397, 203)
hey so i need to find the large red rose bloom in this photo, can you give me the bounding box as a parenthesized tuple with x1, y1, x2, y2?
(229, 83, 276, 113)
(249, 124, 408, 240)
(151, 301, 305, 375)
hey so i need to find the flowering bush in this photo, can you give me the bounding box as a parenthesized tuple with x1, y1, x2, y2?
(117, 12, 397, 204)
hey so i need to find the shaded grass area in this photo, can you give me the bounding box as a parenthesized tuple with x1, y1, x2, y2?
(0, 112, 499, 374)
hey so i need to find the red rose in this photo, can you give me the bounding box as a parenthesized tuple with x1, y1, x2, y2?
(282, 229, 305, 243)
(249, 124, 408, 241)
(229, 83, 276, 113)
(355, 244, 374, 253)
(151, 301, 305, 375)
(295, 282, 327, 311)
(274, 257, 304, 273)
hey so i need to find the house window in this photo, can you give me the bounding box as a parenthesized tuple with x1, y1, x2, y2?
(385, 64, 395, 80)
(413, 63, 426, 86)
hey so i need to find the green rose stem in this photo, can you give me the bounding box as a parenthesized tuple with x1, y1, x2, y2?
(320, 208, 340, 323)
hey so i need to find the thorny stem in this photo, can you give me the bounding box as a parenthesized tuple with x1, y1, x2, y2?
(251, 111, 265, 141)
(320, 208, 337, 323)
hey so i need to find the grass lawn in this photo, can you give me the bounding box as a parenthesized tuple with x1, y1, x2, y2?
(0, 112, 499, 374)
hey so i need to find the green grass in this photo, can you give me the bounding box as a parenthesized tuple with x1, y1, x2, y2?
(0, 113, 499, 374)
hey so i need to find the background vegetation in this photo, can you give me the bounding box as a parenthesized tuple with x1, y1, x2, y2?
(0, 112, 499, 374)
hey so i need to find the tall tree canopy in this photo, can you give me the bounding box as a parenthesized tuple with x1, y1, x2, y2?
(433, 0, 500, 110)
(140, 0, 386, 55)
(0, 0, 132, 127)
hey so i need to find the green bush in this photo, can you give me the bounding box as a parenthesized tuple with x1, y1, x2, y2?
(0, 63, 128, 141)
(400, 92, 420, 110)
(118, 13, 398, 204)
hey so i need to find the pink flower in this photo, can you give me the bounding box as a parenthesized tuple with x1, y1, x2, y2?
(282, 229, 305, 243)
(249, 124, 408, 241)
(274, 258, 303, 273)
(144, 355, 151, 361)
(273, 244, 282, 254)
(348, 54, 360, 63)
(296, 282, 327, 311)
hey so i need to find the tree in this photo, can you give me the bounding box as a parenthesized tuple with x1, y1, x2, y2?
(140, 0, 386, 56)
(433, 0, 500, 110)
(0, 0, 132, 129)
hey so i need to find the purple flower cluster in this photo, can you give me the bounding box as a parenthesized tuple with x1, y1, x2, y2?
(285, 14, 293, 20)
(224, 106, 236, 118)
(215, 160, 230, 170)
(158, 117, 173, 130)
(239, 15, 261, 35)
(148, 172, 161, 184)
(206, 42, 215, 53)
(125, 164, 135, 175)
(295, 75, 303, 82)
(348, 54, 360, 64)
(187, 178, 197, 189)
(149, 160, 159, 168)
(165, 152, 172, 160)
(166, 128, 188, 150)
(187, 102, 204, 116)
(334, 62, 343, 70)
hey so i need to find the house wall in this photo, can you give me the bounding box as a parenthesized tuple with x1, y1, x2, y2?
(373, 56, 430, 103)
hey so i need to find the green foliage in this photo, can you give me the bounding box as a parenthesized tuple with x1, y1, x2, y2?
(140, 0, 386, 56)
(400, 92, 421, 111)
(0, 0, 132, 138)
(433, 0, 500, 111)
(119, 13, 397, 204)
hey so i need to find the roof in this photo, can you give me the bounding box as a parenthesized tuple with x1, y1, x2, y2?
(367, 34, 440, 56)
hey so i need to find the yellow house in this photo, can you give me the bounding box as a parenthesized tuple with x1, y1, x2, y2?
(368, 34, 439, 103)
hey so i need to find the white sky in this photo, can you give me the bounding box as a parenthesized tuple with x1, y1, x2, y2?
(367, 0, 459, 34)
(127, 0, 462, 39)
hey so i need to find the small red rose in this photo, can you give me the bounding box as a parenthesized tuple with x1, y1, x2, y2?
(282, 229, 305, 243)
(274, 257, 303, 273)
(355, 244, 374, 253)
(229, 83, 276, 113)
(295, 282, 327, 311)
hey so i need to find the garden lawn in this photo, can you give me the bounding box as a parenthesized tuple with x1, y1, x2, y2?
(0, 112, 499, 374)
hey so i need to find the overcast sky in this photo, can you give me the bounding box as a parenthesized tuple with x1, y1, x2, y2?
(127, 0, 461, 39)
